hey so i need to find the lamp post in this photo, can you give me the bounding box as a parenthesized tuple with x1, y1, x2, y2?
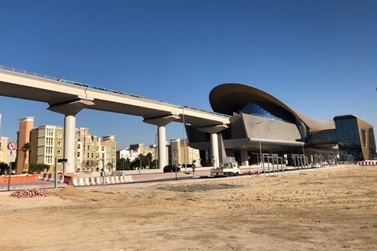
(181, 106, 188, 173)
(255, 122, 263, 173)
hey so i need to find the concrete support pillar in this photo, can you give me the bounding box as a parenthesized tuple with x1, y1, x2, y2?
(48, 98, 95, 173)
(198, 124, 228, 168)
(211, 133, 219, 168)
(143, 113, 180, 171)
(157, 125, 168, 169)
(240, 148, 249, 167)
(64, 115, 76, 173)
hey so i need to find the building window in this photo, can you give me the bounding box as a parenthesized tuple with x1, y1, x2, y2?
(46, 146, 53, 155)
(57, 131, 62, 138)
(57, 150, 61, 155)
(239, 102, 285, 122)
(47, 128, 54, 137)
(46, 137, 53, 146)
(45, 155, 53, 164)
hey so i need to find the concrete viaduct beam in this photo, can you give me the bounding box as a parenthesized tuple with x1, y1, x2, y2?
(48, 98, 95, 173)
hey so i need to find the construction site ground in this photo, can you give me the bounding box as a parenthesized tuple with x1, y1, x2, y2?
(0, 164, 376, 251)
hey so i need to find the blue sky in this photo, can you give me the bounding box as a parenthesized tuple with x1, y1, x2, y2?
(1, 0, 376, 148)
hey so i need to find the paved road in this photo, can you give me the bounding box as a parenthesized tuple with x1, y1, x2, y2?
(0, 168, 209, 192)
(0, 165, 309, 192)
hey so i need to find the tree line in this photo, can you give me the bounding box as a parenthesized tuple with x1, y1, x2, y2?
(1, 142, 159, 174)
(116, 152, 157, 170)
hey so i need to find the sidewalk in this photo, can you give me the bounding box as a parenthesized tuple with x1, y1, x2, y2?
(0, 179, 67, 192)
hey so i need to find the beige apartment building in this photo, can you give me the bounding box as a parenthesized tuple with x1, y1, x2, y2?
(28, 126, 117, 173)
(16, 117, 34, 173)
(77, 128, 101, 171)
(30, 125, 64, 171)
(100, 135, 117, 171)
(169, 138, 200, 167)
(0, 137, 9, 164)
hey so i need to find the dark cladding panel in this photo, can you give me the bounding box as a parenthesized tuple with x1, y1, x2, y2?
(229, 115, 246, 139)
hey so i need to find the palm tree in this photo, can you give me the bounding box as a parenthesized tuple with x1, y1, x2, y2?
(106, 162, 113, 171)
(138, 153, 146, 169)
(117, 158, 131, 170)
(145, 153, 153, 169)
(21, 142, 32, 173)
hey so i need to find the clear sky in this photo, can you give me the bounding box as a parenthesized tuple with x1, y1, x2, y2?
(0, 0, 376, 148)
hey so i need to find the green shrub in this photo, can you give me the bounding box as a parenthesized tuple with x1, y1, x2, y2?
(0, 162, 9, 175)
(28, 163, 50, 174)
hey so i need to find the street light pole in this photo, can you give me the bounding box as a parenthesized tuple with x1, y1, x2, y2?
(182, 106, 188, 173)
(256, 122, 263, 173)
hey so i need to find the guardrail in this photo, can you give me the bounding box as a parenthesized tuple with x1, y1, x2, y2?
(0, 64, 59, 81)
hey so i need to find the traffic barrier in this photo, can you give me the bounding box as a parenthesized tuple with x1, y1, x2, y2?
(357, 161, 377, 166)
(69, 175, 134, 187)
(93, 177, 101, 185)
(71, 178, 78, 186)
(38, 172, 65, 183)
(80, 178, 85, 186)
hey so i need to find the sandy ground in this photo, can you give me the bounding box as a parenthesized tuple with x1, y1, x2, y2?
(0, 165, 377, 251)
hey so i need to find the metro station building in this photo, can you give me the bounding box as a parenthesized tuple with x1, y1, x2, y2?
(187, 83, 376, 166)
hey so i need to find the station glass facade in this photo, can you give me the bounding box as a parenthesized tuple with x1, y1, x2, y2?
(335, 116, 376, 161)
(239, 102, 284, 122)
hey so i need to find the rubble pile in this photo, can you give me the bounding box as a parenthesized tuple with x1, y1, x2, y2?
(9, 188, 53, 199)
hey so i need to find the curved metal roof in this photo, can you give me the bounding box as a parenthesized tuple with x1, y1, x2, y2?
(209, 83, 335, 132)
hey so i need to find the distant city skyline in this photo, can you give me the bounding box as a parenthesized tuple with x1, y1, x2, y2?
(1, 1, 376, 147)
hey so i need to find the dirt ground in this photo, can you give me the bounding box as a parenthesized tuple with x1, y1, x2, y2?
(0, 165, 377, 251)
